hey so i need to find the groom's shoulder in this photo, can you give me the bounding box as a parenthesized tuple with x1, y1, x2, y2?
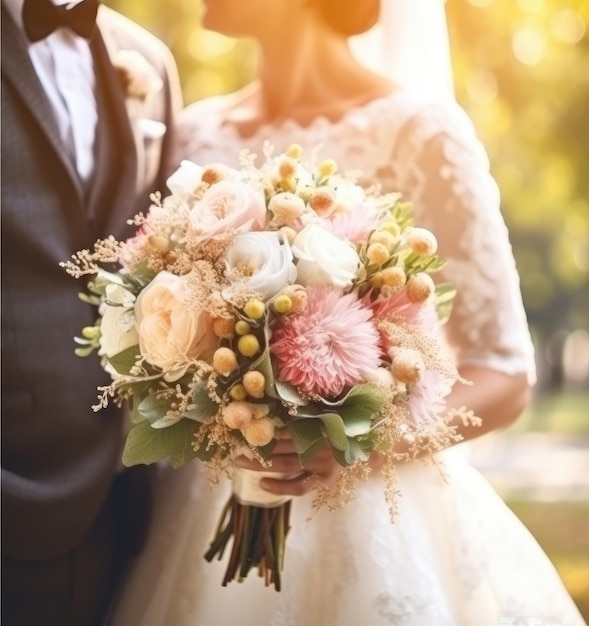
(96, 6, 173, 66)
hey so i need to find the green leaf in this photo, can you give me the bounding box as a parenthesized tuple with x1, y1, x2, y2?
(182, 381, 219, 422)
(288, 420, 326, 466)
(137, 391, 176, 428)
(121, 418, 200, 468)
(107, 345, 141, 375)
(337, 384, 384, 436)
(317, 413, 349, 452)
(434, 282, 456, 325)
(275, 380, 305, 406)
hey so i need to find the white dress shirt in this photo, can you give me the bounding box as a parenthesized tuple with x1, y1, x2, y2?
(4, 0, 98, 184)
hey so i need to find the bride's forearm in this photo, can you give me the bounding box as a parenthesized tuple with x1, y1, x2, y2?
(369, 365, 532, 470)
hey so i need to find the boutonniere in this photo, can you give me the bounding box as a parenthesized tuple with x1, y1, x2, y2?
(113, 50, 163, 102)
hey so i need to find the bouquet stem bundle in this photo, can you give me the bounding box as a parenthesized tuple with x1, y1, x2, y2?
(205, 497, 291, 590)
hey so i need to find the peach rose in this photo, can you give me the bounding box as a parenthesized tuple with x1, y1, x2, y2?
(135, 271, 217, 380)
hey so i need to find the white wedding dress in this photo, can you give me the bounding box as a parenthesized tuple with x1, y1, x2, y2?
(110, 91, 586, 626)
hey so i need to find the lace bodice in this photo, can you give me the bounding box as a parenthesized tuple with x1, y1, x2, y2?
(174, 91, 535, 380)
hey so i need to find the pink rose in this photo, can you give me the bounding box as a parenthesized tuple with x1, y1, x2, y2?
(187, 179, 267, 243)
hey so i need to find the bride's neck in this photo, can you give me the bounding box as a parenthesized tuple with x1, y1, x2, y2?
(226, 25, 393, 134)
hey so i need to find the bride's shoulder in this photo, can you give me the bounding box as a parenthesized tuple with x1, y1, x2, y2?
(384, 91, 479, 144)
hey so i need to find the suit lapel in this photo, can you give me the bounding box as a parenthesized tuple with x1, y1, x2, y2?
(87, 24, 138, 239)
(1, 5, 84, 203)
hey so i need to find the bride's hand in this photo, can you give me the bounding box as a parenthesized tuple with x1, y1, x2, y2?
(233, 431, 343, 496)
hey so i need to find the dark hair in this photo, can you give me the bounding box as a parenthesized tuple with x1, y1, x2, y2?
(318, 0, 380, 36)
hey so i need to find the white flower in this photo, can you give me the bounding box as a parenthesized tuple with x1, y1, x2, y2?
(292, 224, 360, 289)
(135, 271, 217, 381)
(99, 284, 139, 376)
(224, 232, 297, 302)
(113, 49, 163, 101)
(187, 179, 267, 244)
(166, 160, 204, 202)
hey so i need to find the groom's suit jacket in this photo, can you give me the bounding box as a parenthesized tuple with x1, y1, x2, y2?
(1, 4, 182, 623)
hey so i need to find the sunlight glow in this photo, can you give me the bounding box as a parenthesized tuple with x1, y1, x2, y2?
(466, 69, 498, 104)
(516, 0, 545, 13)
(512, 26, 546, 65)
(550, 9, 586, 46)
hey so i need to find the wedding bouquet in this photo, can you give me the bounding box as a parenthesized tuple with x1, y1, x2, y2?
(62, 144, 466, 590)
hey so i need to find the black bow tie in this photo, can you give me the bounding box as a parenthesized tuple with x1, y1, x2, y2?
(22, 0, 99, 42)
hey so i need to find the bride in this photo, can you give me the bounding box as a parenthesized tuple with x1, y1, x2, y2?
(110, 0, 586, 624)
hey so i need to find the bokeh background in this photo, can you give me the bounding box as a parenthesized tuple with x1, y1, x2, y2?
(107, 0, 589, 617)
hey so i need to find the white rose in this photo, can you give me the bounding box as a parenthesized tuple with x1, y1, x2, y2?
(292, 224, 360, 289)
(187, 179, 267, 243)
(224, 232, 297, 301)
(135, 271, 217, 381)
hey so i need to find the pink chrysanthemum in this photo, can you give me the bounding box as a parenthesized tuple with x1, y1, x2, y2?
(270, 286, 382, 398)
(320, 203, 380, 244)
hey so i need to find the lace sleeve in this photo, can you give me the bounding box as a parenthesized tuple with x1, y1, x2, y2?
(388, 102, 536, 381)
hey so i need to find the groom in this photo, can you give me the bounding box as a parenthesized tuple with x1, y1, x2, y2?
(1, 0, 182, 624)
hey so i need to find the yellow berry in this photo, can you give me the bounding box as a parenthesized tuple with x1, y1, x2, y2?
(366, 242, 390, 266)
(242, 371, 266, 398)
(212, 347, 239, 377)
(250, 403, 271, 419)
(237, 334, 261, 358)
(390, 348, 425, 385)
(229, 384, 248, 401)
(308, 188, 336, 218)
(202, 163, 230, 185)
(242, 416, 275, 447)
(285, 144, 303, 160)
(234, 320, 251, 336)
(212, 317, 235, 338)
(273, 294, 293, 314)
(278, 177, 297, 193)
(317, 158, 337, 179)
(369, 272, 385, 289)
(221, 401, 253, 429)
(277, 155, 298, 180)
(369, 230, 398, 250)
(406, 227, 438, 256)
(244, 299, 265, 320)
(381, 266, 406, 291)
(406, 273, 435, 303)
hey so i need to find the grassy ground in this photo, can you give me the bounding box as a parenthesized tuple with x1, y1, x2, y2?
(503, 390, 589, 621)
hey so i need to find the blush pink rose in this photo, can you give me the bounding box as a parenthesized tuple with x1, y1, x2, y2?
(187, 179, 267, 243)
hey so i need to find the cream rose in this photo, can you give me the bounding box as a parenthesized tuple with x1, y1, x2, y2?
(135, 271, 216, 380)
(187, 179, 267, 243)
(292, 224, 360, 289)
(224, 232, 297, 302)
(99, 284, 139, 376)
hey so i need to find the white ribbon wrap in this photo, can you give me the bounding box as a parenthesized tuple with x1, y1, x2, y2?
(232, 466, 299, 508)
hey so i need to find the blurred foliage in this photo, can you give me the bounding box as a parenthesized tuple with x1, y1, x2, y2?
(106, 0, 589, 365)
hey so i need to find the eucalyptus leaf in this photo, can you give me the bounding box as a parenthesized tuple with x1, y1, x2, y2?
(122, 418, 200, 468)
(137, 391, 176, 427)
(317, 413, 349, 452)
(275, 380, 306, 406)
(288, 420, 326, 466)
(107, 345, 141, 375)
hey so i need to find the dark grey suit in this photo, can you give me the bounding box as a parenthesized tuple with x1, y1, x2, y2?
(1, 5, 182, 624)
